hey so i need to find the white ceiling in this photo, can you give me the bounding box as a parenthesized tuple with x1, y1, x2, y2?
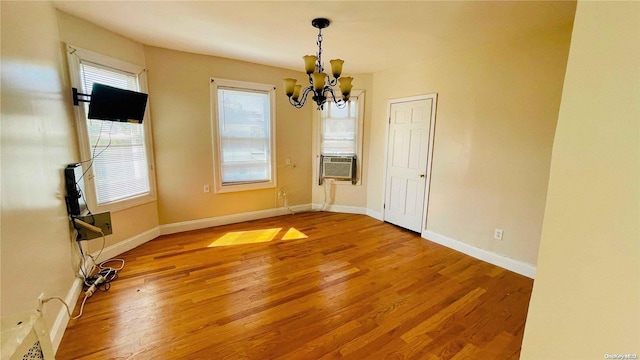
(52, 1, 576, 74)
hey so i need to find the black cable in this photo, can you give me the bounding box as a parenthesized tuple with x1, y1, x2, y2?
(82, 261, 123, 294)
(72, 119, 114, 223)
(78, 120, 113, 185)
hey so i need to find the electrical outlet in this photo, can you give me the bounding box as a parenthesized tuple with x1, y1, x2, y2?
(203, 184, 210, 193)
(494, 229, 504, 241)
(38, 292, 45, 312)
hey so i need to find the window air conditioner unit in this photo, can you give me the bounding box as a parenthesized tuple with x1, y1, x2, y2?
(321, 155, 356, 183)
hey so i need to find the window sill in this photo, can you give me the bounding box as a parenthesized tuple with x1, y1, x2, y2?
(93, 192, 156, 214)
(321, 179, 362, 186)
(215, 181, 276, 194)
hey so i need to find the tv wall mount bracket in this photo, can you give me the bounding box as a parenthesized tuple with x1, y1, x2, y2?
(72, 87, 91, 106)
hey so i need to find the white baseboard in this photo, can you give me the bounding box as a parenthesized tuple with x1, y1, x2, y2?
(50, 277, 83, 353)
(286, 204, 314, 214)
(311, 203, 367, 215)
(161, 204, 377, 238)
(422, 230, 536, 279)
(159, 205, 313, 236)
(366, 208, 383, 221)
(94, 227, 160, 261)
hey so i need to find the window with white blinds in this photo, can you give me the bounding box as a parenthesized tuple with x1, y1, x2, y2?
(321, 98, 359, 155)
(211, 79, 276, 193)
(79, 62, 151, 204)
(66, 44, 155, 212)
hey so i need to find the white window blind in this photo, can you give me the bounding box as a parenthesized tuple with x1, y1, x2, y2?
(80, 62, 150, 204)
(217, 87, 272, 184)
(321, 98, 358, 155)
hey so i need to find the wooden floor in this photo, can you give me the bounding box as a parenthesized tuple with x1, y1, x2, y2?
(57, 212, 533, 359)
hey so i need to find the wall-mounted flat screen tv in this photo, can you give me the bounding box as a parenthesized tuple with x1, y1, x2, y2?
(88, 83, 148, 123)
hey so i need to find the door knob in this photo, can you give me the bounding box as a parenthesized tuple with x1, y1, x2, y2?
(419, 174, 425, 178)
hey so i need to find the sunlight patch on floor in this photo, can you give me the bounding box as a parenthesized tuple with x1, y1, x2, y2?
(208, 227, 309, 247)
(281, 227, 308, 241)
(208, 228, 282, 247)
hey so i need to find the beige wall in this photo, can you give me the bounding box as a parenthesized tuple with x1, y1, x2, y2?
(367, 24, 570, 264)
(521, 1, 640, 358)
(56, 11, 145, 67)
(1, 0, 78, 338)
(56, 11, 159, 250)
(368, 23, 574, 265)
(144, 46, 313, 225)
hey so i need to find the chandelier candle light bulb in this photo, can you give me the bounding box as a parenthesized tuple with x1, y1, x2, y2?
(283, 18, 353, 110)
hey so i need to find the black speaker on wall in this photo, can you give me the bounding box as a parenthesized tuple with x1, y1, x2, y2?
(64, 163, 87, 217)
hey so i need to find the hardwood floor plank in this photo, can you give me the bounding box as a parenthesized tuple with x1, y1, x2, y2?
(400, 287, 487, 344)
(56, 212, 533, 359)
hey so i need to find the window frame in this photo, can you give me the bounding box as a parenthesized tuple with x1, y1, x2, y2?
(66, 44, 157, 213)
(316, 89, 365, 185)
(210, 78, 277, 193)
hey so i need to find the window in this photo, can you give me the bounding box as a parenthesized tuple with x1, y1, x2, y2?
(318, 90, 364, 183)
(210, 79, 276, 193)
(66, 45, 156, 212)
(321, 97, 358, 155)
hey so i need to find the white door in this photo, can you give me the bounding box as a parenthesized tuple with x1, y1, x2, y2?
(384, 96, 436, 232)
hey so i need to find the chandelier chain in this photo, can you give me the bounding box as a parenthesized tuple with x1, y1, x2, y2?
(316, 29, 324, 74)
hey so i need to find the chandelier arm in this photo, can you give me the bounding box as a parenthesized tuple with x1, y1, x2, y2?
(289, 86, 314, 108)
(288, 96, 303, 108)
(325, 86, 337, 101)
(300, 86, 313, 105)
(326, 86, 347, 109)
(288, 95, 303, 108)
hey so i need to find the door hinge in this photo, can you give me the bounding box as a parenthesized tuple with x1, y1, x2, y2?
(383, 203, 386, 209)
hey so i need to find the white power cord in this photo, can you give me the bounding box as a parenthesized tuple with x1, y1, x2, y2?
(40, 292, 89, 320)
(321, 178, 335, 211)
(40, 259, 123, 320)
(278, 188, 298, 214)
(41, 221, 121, 320)
(277, 178, 334, 214)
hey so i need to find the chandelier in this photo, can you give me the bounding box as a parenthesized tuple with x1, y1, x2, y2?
(283, 18, 353, 110)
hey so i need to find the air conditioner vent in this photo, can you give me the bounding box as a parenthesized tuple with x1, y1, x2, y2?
(321, 155, 356, 182)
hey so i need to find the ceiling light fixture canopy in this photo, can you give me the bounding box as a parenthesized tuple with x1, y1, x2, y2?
(283, 18, 353, 110)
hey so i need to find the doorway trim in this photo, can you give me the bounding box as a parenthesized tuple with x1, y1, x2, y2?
(382, 93, 438, 234)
